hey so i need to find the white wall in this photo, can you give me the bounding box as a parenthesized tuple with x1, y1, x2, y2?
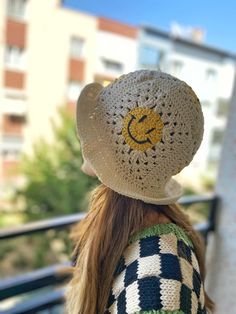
(96, 30, 137, 79)
(23, 0, 97, 153)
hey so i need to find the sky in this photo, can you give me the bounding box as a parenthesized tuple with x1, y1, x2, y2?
(63, 0, 236, 53)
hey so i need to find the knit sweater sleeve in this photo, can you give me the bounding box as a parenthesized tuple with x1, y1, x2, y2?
(106, 230, 207, 314)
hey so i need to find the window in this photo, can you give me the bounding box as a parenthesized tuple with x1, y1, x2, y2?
(140, 46, 163, 69)
(102, 59, 123, 72)
(95, 75, 113, 86)
(211, 129, 224, 146)
(172, 60, 183, 76)
(217, 98, 228, 117)
(208, 128, 224, 163)
(7, 0, 27, 20)
(67, 81, 82, 101)
(2, 149, 20, 160)
(206, 68, 217, 82)
(5, 46, 25, 70)
(1, 136, 22, 160)
(201, 100, 211, 108)
(70, 37, 84, 59)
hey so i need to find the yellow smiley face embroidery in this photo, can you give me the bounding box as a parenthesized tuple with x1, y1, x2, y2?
(122, 107, 164, 152)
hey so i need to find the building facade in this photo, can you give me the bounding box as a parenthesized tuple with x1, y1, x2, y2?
(0, 0, 139, 201)
(1, 0, 236, 198)
(95, 17, 137, 85)
(138, 26, 236, 187)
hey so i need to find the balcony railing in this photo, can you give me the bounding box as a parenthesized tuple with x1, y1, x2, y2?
(0, 194, 219, 314)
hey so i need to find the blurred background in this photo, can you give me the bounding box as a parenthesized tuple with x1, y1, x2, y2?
(0, 0, 236, 313)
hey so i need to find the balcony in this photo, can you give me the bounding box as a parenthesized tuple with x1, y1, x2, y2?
(0, 195, 219, 314)
(1, 98, 27, 117)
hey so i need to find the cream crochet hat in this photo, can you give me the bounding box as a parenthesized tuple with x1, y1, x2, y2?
(76, 70, 204, 205)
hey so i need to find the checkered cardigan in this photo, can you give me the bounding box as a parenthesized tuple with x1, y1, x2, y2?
(105, 223, 207, 314)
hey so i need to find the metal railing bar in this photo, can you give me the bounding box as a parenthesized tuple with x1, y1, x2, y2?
(208, 195, 220, 232)
(2, 289, 65, 314)
(179, 194, 216, 206)
(195, 221, 210, 244)
(0, 194, 216, 240)
(0, 213, 85, 240)
(0, 263, 70, 301)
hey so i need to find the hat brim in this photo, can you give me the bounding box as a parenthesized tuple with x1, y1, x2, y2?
(76, 83, 183, 205)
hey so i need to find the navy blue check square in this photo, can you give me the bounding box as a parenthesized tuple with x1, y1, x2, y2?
(139, 236, 161, 257)
(124, 260, 138, 287)
(177, 239, 192, 264)
(138, 276, 162, 310)
(161, 253, 182, 281)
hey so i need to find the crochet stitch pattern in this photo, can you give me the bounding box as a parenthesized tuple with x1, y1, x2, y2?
(105, 223, 206, 314)
(76, 70, 204, 204)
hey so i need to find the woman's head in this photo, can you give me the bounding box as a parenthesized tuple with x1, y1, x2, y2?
(76, 70, 204, 206)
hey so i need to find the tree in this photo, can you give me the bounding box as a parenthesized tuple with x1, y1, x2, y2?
(16, 107, 98, 221)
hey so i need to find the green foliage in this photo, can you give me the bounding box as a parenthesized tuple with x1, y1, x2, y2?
(182, 185, 210, 223)
(0, 229, 73, 278)
(201, 175, 216, 192)
(15, 107, 98, 221)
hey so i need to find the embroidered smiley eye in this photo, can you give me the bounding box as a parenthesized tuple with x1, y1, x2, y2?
(122, 107, 164, 152)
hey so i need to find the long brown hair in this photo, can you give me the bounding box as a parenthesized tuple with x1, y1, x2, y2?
(66, 184, 215, 314)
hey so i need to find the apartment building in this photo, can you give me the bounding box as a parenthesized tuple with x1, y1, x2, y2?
(138, 25, 236, 185)
(0, 0, 139, 202)
(0, 0, 98, 191)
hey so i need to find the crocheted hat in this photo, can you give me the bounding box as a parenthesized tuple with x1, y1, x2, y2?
(76, 70, 204, 205)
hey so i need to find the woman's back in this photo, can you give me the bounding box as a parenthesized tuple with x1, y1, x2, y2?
(106, 222, 206, 314)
